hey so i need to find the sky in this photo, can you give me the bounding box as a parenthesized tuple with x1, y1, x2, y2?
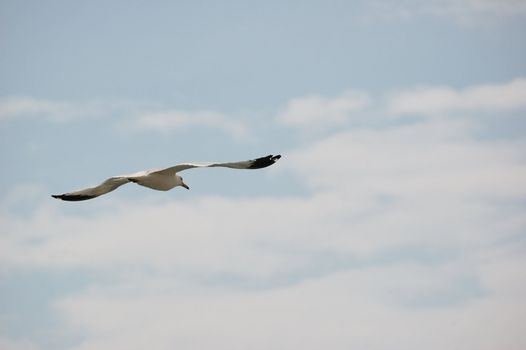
(1, 0, 526, 349)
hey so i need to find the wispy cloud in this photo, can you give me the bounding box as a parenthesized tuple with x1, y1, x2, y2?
(0, 337, 39, 350)
(0, 96, 78, 122)
(387, 78, 526, 116)
(277, 90, 370, 132)
(0, 97, 136, 123)
(368, 0, 526, 24)
(134, 110, 249, 138)
(52, 257, 526, 350)
(0, 96, 250, 138)
(277, 78, 526, 131)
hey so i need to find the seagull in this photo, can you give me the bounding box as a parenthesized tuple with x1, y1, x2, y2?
(52, 154, 281, 201)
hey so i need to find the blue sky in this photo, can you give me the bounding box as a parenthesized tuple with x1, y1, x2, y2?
(1, 1, 526, 349)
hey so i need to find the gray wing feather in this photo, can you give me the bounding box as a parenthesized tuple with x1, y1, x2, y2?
(52, 177, 130, 201)
(152, 154, 281, 176)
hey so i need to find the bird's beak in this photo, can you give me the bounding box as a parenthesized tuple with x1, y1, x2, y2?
(181, 182, 190, 190)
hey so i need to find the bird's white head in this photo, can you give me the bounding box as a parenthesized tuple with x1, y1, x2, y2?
(176, 175, 190, 190)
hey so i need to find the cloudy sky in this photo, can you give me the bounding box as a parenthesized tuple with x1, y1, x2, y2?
(1, 0, 526, 349)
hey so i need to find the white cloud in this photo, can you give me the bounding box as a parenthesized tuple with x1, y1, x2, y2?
(277, 78, 526, 130)
(368, 0, 526, 23)
(0, 337, 40, 350)
(277, 90, 370, 131)
(0, 96, 77, 122)
(53, 257, 526, 350)
(0, 97, 139, 123)
(134, 110, 249, 138)
(283, 119, 526, 198)
(0, 96, 250, 138)
(387, 78, 526, 116)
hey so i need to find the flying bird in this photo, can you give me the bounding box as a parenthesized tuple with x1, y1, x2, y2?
(52, 154, 281, 201)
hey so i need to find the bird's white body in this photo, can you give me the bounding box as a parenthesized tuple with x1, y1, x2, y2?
(129, 172, 181, 191)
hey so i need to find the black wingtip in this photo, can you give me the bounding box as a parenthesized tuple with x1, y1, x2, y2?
(51, 194, 97, 201)
(249, 154, 282, 169)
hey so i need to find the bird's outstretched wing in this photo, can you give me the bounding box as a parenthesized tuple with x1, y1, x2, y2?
(151, 154, 281, 176)
(52, 176, 132, 201)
